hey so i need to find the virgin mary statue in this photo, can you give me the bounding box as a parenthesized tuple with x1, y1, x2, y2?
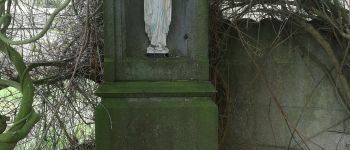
(144, 0, 172, 54)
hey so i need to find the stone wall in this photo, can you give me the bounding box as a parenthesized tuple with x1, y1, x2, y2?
(220, 19, 350, 150)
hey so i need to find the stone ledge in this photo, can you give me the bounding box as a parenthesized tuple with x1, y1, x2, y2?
(95, 81, 216, 98)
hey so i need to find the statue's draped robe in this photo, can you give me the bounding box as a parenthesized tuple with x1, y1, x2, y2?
(144, 0, 172, 53)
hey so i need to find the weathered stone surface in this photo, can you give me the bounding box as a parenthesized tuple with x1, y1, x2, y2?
(219, 19, 350, 150)
(96, 98, 218, 150)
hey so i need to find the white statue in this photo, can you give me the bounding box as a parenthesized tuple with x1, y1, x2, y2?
(144, 0, 172, 54)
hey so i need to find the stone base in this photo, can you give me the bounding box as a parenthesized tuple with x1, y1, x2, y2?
(95, 97, 218, 150)
(147, 46, 169, 54)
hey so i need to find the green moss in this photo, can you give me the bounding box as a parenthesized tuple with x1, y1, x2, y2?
(96, 97, 218, 150)
(95, 81, 216, 98)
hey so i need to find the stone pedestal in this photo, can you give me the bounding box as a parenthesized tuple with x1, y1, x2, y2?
(96, 97, 217, 150)
(95, 82, 217, 149)
(95, 0, 217, 149)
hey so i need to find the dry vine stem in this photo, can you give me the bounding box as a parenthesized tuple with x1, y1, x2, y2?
(0, 40, 40, 149)
(296, 19, 350, 114)
(209, 0, 350, 149)
(0, 0, 72, 149)
(0, 0, 72, 45)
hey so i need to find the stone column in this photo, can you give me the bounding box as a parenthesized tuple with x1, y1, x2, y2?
(95, 0, 218, 149)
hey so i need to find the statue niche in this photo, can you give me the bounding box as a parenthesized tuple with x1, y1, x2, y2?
(144, 0, 172, 54)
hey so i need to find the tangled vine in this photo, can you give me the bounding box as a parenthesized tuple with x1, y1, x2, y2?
(0, 0, 71, 149)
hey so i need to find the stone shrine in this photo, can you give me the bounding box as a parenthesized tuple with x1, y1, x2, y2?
(95, 0, 218, 149)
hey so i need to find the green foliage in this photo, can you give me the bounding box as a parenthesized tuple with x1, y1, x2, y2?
(0, 87, 21, 99)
